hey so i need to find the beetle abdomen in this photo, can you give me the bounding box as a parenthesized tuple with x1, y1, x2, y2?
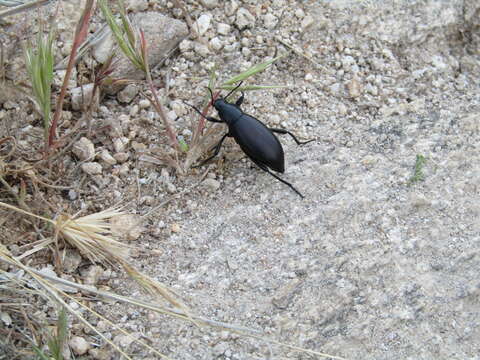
(230, 114, 285, 173)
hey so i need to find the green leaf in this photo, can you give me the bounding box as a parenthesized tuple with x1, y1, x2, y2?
(222, 53, 288, 85)
(32, 345, 51, 360)
(178, 137, 189, 152)
(218, 84, 288, 91)
(408, 154, 426, 185)
(208, 65, 217, 92)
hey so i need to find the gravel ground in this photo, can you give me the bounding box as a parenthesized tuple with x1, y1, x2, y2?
(1, 0, 479, 359)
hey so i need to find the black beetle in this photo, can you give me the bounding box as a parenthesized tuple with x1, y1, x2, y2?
(186, 82, 314, 198)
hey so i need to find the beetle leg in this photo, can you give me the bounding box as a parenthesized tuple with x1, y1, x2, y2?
(206, 116, 223, 123)
(193, 133, 230, 168)
(183, 101, 224, 123)
(268, 128, 315, 145)
(235, 92, 245, 107)
(252, 160, 305, 198)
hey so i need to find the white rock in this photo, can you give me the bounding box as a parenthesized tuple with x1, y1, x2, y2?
(236, 7, 255, 29)
(170, 100, 187, 117)
(70, 83, 96, 111)
(179, 39, 192, 52)
(72, 137, 95, 161)
(347, 77, 362, 98)
(193, 14, 211, 36)
(202, 0, 219, 8)
(54, 68, 77, 89)
(301, 15, 314, 31)
(217, 23, 231, 35)
(225, 0, 239, 16)
(81, 162, 102, 175)
(1, 312, 12, 326)
(138, 99, 150, 109)
(127, 0, 148, 12)
(194, 42, 210, 57)
(113, 137, 129, 153)
(202, 178, 221, 191)
(113, 332, 141, 348)
(92, 31, 114, 64)
(110, 214, 144, 241)
(263, 13, 278, 29)
(63, 249, 82, 273)
(117, 162, 130, 177)
(117, 84, 138, 104)
(210, 37, 223, 51)
(69, 336, 90, 355)
(81, 265, 104, 285)
(113, 152, 129, 163)
(295, 8, 305, 18)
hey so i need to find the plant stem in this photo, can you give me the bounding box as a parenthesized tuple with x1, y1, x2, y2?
(48, 0, 96, 148)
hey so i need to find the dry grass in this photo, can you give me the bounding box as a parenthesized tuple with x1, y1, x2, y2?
(0, 1, 345, 359)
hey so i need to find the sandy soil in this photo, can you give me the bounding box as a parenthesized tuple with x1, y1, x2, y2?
(1, 0, 479, 359)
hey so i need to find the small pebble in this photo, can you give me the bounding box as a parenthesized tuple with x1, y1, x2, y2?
(210, 37, 223, 51)
(68, 189, 78, 200)
(347, 77, 362, 98)
(193, 14, 211, 36)
(217, 23, 231, 35)
(194, 42, 210, 57)
(139, 99, 150, 109)
(100, 150, 117, 165)
(129, 104, 139, 116)
(179, 39, 192, 52)
(295, 8, 305, 18)
(171, 223, 181, 233)
(81, 162, 102, 175)
(202, 178, 221, 191)
(117, 163, 130, 176)
(263, 13, 278, 29)
(71, 83, 96, 111)
(117, 84, 138, 104)
(301, 15, 314, 31)
(236, 7, 255, 29)
(202, 0, 219, 8)
(72, 137, 95, 161)
(225, 0, 239, 16)
(113, 137, 129, 153)
(81, 265, 104, 285)
(69, 336, 90, 355)
(127, 0, 148, 12)
(113, 152, 129, 163)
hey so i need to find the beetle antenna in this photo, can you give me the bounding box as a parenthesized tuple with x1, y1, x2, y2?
(224, 81, 243, 101)
(183, 100, 208, 120)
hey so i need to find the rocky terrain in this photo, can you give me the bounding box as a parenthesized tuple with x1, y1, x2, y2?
(1, 0, 479, 359)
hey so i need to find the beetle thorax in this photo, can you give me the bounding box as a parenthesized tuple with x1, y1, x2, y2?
(214, 99, 243, 125)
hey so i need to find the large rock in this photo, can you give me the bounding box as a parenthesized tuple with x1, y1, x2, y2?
(98, 12, 188, 93)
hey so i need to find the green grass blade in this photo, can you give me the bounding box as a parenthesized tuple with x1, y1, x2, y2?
(218, 84, 287, 91)
(98, 0, 144, 71)
(56, 308, 68, 350)
(23, 26, 55, 142)
(178, 138, 189, 152)
(208, 65, 217, 92)
(32, 346, 50, 360)
(223, 53, 288, 85)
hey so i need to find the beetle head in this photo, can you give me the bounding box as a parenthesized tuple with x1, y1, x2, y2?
(207, 81, 243, 108)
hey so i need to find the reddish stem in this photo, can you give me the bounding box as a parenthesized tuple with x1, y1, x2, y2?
(48, 0, 96, 148)
(192, 90, 220, 146)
